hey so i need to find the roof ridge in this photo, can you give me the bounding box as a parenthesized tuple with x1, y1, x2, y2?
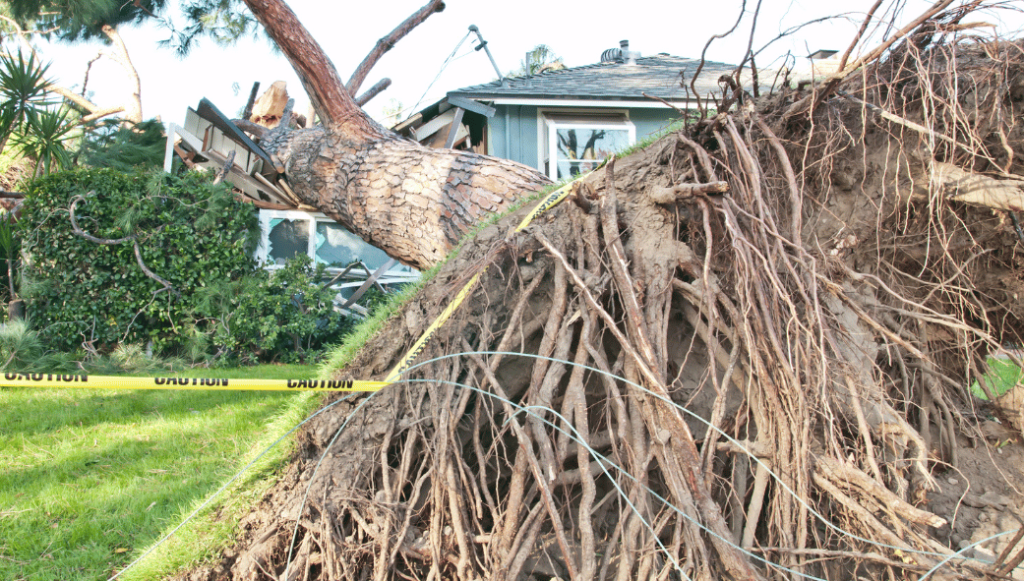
(445, 53, 743, 101)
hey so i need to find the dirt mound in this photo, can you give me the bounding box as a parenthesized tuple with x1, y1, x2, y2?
(178, 27, 1024, 581)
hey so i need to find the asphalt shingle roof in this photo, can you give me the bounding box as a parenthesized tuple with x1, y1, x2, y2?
(450, 54, 738, 102)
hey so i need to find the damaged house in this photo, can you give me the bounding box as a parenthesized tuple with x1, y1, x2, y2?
(395, 41, 742, 180)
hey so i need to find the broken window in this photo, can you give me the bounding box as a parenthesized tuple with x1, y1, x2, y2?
(257, 210, 416, 278)
(315, 222, 392, 271)
(267, 217, 311, 265)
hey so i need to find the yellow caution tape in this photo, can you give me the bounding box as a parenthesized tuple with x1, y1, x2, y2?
(515, 180, 578, 231)
(385, 179, 581, 383)
(383, 272, 482, 384)
(5, 178, 585, 393)
(0, 372, 388, 392)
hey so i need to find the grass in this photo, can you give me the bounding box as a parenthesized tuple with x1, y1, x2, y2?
(972, 357, 1024, 400)
(0, 364, 323, 581)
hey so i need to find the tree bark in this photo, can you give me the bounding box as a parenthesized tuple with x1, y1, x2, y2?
(271, 128, 547, 268)
(240, 0, 551, 269)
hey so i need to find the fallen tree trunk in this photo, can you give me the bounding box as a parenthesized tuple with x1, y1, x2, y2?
(240, 0, 549, 269)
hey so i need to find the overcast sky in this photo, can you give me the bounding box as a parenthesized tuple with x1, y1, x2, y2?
(35, 0, 1024, 126)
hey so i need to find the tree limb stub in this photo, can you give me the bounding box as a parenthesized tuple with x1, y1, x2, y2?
(240, 0, 382, 140)
(213, 150, 236, 185)
(345, 0, 445, 96)
(232, 118, 267, 138)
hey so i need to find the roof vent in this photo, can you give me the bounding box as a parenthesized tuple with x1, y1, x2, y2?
(600, 48, 622, 63)
(620, 39, 639, 65)
(601, 40, 640, 64)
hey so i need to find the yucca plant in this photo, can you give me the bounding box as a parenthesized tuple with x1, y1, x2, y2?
(15, 106, 77, 176)
(0, 50, 56, 156)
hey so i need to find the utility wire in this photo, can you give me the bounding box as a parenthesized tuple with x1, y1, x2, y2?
(408, 31, 472, 116)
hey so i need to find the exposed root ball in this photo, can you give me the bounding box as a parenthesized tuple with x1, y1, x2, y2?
(190, 36, 1024, 581)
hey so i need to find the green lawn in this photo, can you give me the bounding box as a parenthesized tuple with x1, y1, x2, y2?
(0, 364, 323, 581)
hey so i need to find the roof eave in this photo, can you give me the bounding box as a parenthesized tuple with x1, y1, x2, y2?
(448, 93, 699, 109)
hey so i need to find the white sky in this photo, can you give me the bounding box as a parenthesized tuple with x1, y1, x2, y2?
(34, 0, 1024, 126)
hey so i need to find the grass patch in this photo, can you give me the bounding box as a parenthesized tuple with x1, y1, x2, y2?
(0, 364, 321, 581)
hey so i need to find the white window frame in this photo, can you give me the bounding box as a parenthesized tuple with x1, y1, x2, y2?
(538, 109, 635, 180)
(254, 209, 415, 277)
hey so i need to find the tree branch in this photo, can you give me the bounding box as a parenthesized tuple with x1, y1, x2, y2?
(69, 194, 178, 296)
(242, 81, 260, 120)
(80, 106, 128, 124)
(132, 241, 177, 296)
(81, 52, 103, 97)
(355, 78, 392, 107)
(345, 0, 445, 96)
(240, 0, 383, 139)
(232, 118, 267, 138)
(69, 195, 135, 245)
(99, 25, 142, 124)
(46, 85, 109, 116)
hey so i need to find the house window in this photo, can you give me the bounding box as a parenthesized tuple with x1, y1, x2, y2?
(543, 112, 635, 180)
(256, 210, 416, 277)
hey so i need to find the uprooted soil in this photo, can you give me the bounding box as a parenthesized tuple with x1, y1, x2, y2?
(176, 30, 1024, 581)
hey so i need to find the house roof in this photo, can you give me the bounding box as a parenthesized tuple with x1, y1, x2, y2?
(449, 54, 739, 103)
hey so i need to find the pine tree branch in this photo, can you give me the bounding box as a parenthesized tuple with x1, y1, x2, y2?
(355, 78, 391, 107)
(345, 0, 445, 96)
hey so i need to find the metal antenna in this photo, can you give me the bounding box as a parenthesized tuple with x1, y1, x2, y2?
(468, 25, 504, 83)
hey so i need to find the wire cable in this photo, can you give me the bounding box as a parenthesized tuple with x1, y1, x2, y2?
(408, 31, 472, 115)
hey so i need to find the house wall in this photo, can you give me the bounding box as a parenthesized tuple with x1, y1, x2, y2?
(486, 104, 683, 172)
(487, 105, 540, 169)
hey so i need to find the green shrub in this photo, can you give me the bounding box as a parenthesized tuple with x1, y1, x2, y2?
(19, 168, 259, 354)
(191, 255, 356, 363)
(0, 319, 42, 368)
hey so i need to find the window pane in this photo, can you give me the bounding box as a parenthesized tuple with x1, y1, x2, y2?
(315, 222, 393, 271)
(267, 218, 310, 265)
(554, 128, 630, 179)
